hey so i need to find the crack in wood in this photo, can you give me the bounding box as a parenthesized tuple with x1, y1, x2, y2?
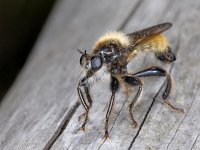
(118, 0, 144, 30)
(43, 101, 80, 150)
(160, 0, 175, 20)
(190, 133, 200, 150)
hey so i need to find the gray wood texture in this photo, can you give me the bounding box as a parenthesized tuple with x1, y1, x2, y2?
(0, 0, 200, 149)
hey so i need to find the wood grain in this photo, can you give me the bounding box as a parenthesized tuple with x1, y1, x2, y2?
(0, 0, 200, 150)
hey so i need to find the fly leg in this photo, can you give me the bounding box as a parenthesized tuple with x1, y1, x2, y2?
(104, 76, 119, 140)
(77, 78, 93, 131)
(122, 76, 143, 128)
(78, 86, 92, 121)
(132, 67, 184, 113)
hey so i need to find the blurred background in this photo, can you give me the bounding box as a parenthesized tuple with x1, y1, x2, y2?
(0, 0, 56, 101)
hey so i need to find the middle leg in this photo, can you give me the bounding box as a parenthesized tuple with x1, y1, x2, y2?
(122, 76, 143, 128)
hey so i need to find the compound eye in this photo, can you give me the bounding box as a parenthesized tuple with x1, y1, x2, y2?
(91, 55, 102, 70)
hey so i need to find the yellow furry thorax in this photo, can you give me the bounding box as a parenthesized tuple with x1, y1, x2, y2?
(92, 31, 130, 52)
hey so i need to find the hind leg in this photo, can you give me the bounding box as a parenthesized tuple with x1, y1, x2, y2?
(132, 67, 184, 113)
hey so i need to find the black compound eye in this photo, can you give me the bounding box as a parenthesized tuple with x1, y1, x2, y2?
(91, 55, 102, 70)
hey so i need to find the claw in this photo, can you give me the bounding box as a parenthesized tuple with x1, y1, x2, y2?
(163, 99, 185, 114)
(132, 122, 138, 128)
(103, 132, 110, 141)
(177, 108, 185, 114)
(79, 124, 86, 132)
(78, 113, 86, 122)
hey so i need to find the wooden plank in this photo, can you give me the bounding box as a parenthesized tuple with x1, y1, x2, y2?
(1, 0, 200, 150)
(51, 0, 200, 149)
(50, 0, 176, 149)
(0, 0, 141, 149)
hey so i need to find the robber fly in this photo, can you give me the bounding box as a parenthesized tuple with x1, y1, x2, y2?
(77, 22, 184, 139)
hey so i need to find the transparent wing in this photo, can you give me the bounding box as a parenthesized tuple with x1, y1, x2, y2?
(127, 22, 172, 47)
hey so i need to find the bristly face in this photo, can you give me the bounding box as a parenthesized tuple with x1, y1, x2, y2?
(78, 49, 110, 87)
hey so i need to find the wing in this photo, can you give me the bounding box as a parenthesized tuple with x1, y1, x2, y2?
(126, 22, 172, 62)
(127, 22, 172, 47)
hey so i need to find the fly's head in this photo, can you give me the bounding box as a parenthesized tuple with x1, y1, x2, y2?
(78, 49, 103, 77)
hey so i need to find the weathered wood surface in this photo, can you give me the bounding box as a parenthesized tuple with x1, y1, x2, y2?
(0, 0, 200, 149)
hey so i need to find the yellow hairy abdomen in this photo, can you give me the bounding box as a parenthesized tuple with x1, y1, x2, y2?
(128, 34, 169, 61)
(136, 34, 168, 52)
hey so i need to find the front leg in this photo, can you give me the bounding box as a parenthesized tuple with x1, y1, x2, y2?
(104, 76, 119, 139)
(132, 67, 184, 113)
(77, 78, 93, 131)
